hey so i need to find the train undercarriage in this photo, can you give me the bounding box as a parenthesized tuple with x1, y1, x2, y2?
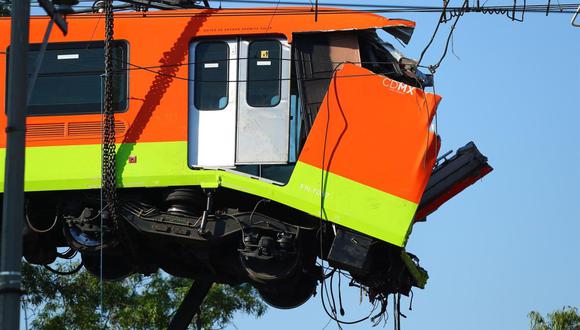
(21, 141, 491, 311)
(23, 185, 425, 310)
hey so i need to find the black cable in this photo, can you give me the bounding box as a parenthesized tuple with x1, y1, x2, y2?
(396, 293, 402, 330)
(315, 63, 377, 326)
(337, 270, 345, 316)
(73, 0, 579, 13)
(329, 270, 341, 329)
(22, 63, 397, 84)
(417, 1, 449, 66)
(427, 1, 468, 74)
(25, 2, 579, 16)
(25, 54, 414, 73)
(125, 60, 405, 83)
(248, 198, 270, 225)
(44, 262, 84, 276)
(35, 3, 578, 19)
(56, 248, 78, 260)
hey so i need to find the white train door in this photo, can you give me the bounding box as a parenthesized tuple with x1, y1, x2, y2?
(236, 38, 291, 164)
(188, 37, 290, 168)
(188, 39, 238, 168)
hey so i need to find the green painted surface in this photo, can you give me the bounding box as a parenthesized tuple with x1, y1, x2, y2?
(0, 141, 417, 246)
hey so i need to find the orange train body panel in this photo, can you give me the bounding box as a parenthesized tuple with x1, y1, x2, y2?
(0, 7, 414, 148)
(298, 64, 441, 204)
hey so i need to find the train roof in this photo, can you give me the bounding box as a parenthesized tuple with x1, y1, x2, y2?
(0, 7, 416, 44)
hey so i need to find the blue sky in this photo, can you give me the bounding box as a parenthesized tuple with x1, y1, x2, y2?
(229, 2, 580, 330)
(25, 1, 579, 329)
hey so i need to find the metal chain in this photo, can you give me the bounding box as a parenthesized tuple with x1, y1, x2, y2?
(102, 0, 118, 227)
(102, 1, 146, 273)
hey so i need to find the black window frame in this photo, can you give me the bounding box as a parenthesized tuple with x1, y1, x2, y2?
(246, 39, 282, 108)
(193, 40, 230, 111)
(6, 40, 129, 117)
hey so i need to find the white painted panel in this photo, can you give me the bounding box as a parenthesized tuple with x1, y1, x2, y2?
(188, 40, 237, 168)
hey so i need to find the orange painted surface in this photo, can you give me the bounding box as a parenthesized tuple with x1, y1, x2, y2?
(298, 64, 441, 204)
(0, 7, 414, 148)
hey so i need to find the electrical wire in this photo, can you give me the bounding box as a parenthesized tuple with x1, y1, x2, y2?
(20, 55, 418, 75)
(417, 1, 448, 67)
(28, 60, 412, 83)
(25, 203, 59, 233)
(249, 198, 270, 225)
(72, 0, 577, 11)
(427, 1, 468, 74)
(314, 62, 381, 326)
(44, 262, 84, 275)
(56, 248, 78, 260)
(24, 2, 578, 19)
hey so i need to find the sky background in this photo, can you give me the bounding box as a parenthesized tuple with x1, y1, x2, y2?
(25, 1, 580, 329)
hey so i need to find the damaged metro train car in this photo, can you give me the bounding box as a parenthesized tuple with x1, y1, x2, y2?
(0, 7, 492, 308)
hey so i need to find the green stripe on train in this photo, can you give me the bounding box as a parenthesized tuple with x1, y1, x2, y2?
(0, 141, 416, 246)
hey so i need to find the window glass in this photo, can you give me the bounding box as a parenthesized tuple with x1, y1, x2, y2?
(247, 40, 281, 107)
(194, 42, 229, 110)
(24, 41, 128, 116)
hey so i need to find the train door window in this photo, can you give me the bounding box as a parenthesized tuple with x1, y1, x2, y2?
(23, 41, 128, 116)
(247, 40, 282, 107)
(194, 41, 229, 110)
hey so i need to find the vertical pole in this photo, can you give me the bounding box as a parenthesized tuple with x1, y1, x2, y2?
(0, 0, 30, 329)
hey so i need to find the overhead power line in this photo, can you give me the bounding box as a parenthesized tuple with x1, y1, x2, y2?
(28, 1, 580, 15)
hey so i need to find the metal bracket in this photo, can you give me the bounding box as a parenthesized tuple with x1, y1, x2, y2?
(198, 189, 215, 236)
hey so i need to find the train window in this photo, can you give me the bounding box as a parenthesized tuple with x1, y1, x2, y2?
(247, 40, 281, 107)
(194, 41, 229, 110)
(24, 41, 128, 116)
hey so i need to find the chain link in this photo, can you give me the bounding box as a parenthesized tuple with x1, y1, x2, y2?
(103, 0, 118, 228)
(102, 2, 146, 272)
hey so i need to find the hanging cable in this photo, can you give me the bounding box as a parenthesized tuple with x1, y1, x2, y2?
(338, 270, 345, 316)
(56, 2, 578, 19)
(417, 0, 449, 66)
(427, 1, 468, 74)
(249, 198, 271, 225)
(25, 213, 59, 233)
(44, 262, 84, 276)
(316, 63, 378, 326)
(56, 248, 78, 260)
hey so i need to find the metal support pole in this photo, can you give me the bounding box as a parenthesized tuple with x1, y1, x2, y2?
(0, 0, 30, 329)
(168, 279, 213, 330)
